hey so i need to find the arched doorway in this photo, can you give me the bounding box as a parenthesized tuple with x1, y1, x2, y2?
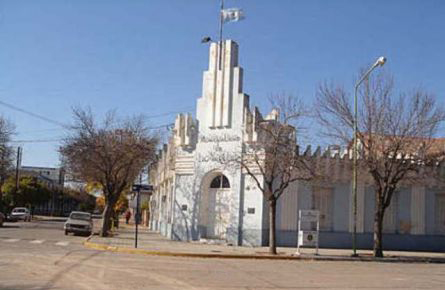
(200, 173, 231, 239)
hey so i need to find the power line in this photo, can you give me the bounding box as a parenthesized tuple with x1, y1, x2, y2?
(17, 128, 63, 134)
(147, 123, 174, 130)
(0, 100, 69, 128)
(10, 123, 174, 144)
(10, 138, 63, 143)
(142, 108, 194, 119)
(2, 103, 191, 135)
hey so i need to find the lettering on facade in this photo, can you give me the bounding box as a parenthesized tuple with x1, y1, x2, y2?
(199, 134, 241, 143)
(197, 152, 233, 163)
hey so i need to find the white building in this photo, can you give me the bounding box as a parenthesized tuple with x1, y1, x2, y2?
(149, 40, 445, 251)
(150, 40, 272, 246)
(20, 166, 65, 186)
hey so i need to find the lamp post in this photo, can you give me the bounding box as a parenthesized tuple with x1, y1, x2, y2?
(352, 56, 386, 257)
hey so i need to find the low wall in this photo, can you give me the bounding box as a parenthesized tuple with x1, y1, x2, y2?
(274, 230, 445, 252)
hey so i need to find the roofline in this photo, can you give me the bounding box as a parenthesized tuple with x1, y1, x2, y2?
(21, 166, 60, 170)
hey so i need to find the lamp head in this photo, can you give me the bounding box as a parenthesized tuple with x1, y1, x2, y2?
(376, 56, 386, 67)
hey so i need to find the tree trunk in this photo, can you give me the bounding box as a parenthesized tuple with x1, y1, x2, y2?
(373, 207, 384, 257)
(101, 203, 114, 237)
(269, 198, 277, 255)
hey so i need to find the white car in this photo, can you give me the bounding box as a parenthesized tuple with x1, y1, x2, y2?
(10, 207, 31, 222)
(64, 211, 93, 236)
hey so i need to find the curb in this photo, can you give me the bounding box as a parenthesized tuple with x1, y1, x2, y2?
(83, 240, 298, 260)
(82, 239, 445, 263)
(33, 216, 67, 222)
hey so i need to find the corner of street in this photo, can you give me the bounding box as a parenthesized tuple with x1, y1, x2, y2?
(88, 219, 445, 264)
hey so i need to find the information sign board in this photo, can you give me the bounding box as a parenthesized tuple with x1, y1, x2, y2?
(296, 209, 320, 255)
(298, 230, 318, 247)
(299, 210, 319, 222)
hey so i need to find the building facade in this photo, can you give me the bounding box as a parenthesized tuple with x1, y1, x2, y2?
(149, 40, 445, 251)
(21, 166, 65, 188)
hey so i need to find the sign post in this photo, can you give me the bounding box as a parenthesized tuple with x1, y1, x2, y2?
(132, 184, 152, 248)
(296, 210, 320, 255)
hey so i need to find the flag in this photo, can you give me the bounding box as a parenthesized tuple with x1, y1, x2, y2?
(221, 8, 245, 23)
(201, 36, 212, 43)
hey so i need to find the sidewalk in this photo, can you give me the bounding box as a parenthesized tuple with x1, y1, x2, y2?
(33, 215, 67, 222)
(86, 222, 445, 263)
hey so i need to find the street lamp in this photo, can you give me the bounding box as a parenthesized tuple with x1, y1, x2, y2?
(352, 56, 386, 257)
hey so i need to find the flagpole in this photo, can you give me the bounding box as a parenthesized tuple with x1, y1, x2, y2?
(218, 0, 224, 70)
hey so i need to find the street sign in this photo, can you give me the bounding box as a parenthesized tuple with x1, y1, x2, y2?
(131, 183, 153, 249)
(132, 184, 153, 192)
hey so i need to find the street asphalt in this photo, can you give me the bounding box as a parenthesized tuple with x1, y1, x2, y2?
(1, 219, 444, 289)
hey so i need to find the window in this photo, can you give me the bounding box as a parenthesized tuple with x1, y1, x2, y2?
(70, 212, 91, 221)
(210, 174, 230, 189)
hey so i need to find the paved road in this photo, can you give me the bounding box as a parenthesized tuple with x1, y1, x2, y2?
(1, 220, 444, 290)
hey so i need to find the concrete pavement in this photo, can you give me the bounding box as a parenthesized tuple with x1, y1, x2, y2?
(87, 222, 445, 263)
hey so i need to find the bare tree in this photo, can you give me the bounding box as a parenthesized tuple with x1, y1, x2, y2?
(315, 70, 445, 257)
(0, 116, 15, 212)
(60, 108, 158, 237)
(222, 96, 314, 254)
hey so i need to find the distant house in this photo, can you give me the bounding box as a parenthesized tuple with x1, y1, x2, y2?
(20, 166, 94, 216)
(20, 166, 65, 189)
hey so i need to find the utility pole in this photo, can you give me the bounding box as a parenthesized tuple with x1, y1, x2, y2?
(218, 0, 224, 70)
(59, 168, 65, 216)
(13, 146, 22, 207)
(0, 148, 6, 212)
(135, 171, 143, 248)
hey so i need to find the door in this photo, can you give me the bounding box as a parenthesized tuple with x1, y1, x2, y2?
(208, 174, 231, 239)
(209, 188, 231, 239)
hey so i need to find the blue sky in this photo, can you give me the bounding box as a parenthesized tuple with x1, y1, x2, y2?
(0, 0, 444, 167)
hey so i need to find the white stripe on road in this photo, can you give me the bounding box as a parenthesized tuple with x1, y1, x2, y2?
(30, 240, 45, 244)
(55, 241, 70, 246)
(3, 239, 19, 243)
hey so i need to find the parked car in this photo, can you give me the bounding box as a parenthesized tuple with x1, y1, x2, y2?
(0, 212, 5, 227)
(64, 211, 93, 236)
(9, 207, 31, 222)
